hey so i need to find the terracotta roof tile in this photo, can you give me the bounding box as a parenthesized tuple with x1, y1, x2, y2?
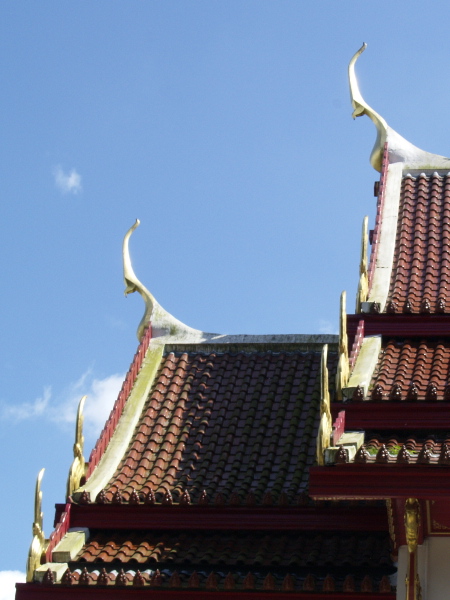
(367, 339, 450, 401)
(102, 350, 337, 505)
(386, 172, 450, 313)
(339, 434, 450, 465)
(75, 530, 392, 572)
(48, 566, 393, 592)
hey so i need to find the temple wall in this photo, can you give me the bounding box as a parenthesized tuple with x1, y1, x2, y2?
(397, 538, 450, 599)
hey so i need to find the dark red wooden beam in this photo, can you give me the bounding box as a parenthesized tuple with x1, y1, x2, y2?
(310, 465, 450, 499)
(67, 504, 388, 532)
(347, 313, 450, 338)
(331, 402, 450, 430)
(15, 584, 395, 600)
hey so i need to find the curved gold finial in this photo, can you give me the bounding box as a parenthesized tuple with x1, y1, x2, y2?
(26, 468, 45, 582)
(349, 43, 387, 172)
(66, 395, 87, 497)
(316, 344, 332, 466)
(123, 219, 156, 340)
(356, 216, 369, 312)
(336, 291, 349, 400)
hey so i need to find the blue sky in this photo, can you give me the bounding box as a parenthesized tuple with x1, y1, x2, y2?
(2, 1, 450, 595)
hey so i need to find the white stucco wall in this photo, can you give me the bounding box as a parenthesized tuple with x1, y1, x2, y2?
(397, 538, 450, 600)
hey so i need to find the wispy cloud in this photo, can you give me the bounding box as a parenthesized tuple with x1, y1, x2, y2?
(0, 571, 26, 600)
(319, 319, 338, 335)
(1, 387, 51, 421)
(1, 371, 124, 440)
(53, 165, 82, 195)
(55, 370, 125, 435)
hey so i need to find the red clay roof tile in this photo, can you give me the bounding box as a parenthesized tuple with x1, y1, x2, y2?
(366, 338, 450, 401)
(101, 350, 337, 506)
(386, 172, 450, 313)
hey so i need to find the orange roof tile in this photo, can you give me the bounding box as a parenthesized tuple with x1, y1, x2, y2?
(366, 339, 450, 402)
(386, 172, 450, 314)
(98, 350, 337, 506)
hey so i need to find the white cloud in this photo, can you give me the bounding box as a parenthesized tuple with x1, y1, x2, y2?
(53, 165, 82, 195)
(54, 370, 125, 437)
(0, 371, 124, 441)
(319, 319, 338, 335)
(0, 571, 26, 600)
(1, 387, 51, 421)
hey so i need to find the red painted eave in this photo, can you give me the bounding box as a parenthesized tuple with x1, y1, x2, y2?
(310, 465, 450, 499)
(331, 402, 450, 430)
(15, 584, 395, 600)
(347, 313, 450, 337)
(66, 504, 388, 531)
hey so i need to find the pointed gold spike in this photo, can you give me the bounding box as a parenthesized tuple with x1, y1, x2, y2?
(356, 216, 369, 312)
(26, 468, 46, 582)
(316, 344, 332, 465)
(349, 43, 388, 172)
(66, 395, 87, 498)
(123, 219, 156, 340)
(336, 291, 349, 400)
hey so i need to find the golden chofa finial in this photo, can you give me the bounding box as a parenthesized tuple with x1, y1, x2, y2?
(26, 468, 46, 582)
(123, 219, 156, 340)
(349, 43, 388, 172)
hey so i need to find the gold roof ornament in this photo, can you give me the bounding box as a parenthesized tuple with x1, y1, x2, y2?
(349, 43, 387, 172)
(26, 468, 46, 582)
(349, 44, 450, 172)
(123, 220, 202, 341)
(66, 395, 87, 498)
(336, 291, 349, 401)
(356, 216, 369, 313)
(123, 220, 156, 340)
(316, 344, 332, 466)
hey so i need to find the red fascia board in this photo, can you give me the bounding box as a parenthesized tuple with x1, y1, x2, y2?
(68, 504, 388, 532)
(310, 465, 450, 499)
(15, 585, 395, 600)
(347, 313, 450, 338)
(331, 402, 450, 430)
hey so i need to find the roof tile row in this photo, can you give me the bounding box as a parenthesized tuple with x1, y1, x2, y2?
(360, 339, 450, 402)
(336, 436, 450, 465)
(40, 567, 393, 593)
(77, 530, 391, 569)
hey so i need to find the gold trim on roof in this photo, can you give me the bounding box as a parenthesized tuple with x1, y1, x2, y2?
(336, 291, 349, 400)
(316, 344, 331, 466)
(66, 395, 87, 498)
(26, 468, 46, 582)
(356, 216, 369, 312)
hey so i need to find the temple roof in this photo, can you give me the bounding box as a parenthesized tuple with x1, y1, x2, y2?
(385, 172, 450, 314)
(367, 338, 450, 402)
(96, 349, 337, 506)
(77, 529, 392, 570)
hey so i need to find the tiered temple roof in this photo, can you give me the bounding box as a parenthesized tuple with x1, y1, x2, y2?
(20, 43, 450, 599)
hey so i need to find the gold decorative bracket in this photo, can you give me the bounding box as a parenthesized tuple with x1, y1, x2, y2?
(66, 395, 87, 498)
(336, 291, 349, 401)
(356, 216, 369, 312)
(316, 344, 332, 465)
(26, 468, 46, 582)
(404, 498, 422, 600)
(123, 219, 156, 340)
(405, 498, 420, 554)
(349, 43, 388, 172)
